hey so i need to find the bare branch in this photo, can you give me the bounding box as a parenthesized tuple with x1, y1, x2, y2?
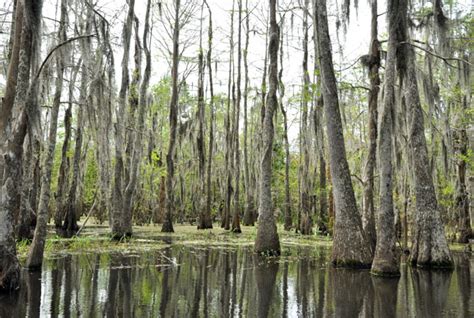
(36, 34, 97, 80)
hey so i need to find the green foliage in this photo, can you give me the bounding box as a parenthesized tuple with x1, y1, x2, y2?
(83, 149, 98, 206)
(457, 148, 474, 173)
(438, 175, 455, 210)
(16, 239, 30, 256)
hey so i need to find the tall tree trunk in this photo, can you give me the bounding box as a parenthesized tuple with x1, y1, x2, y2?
(313, 101, 328, 235)
(260, 26, 268, 126)
(84, 7, 109, 225)
(254, 0, 280, 256)
(123, 16, 141, 203)
(318, 150, 327, 231)
(197, 1, 208, 229)
(54, 99, 72, 228)
(1, 1, 26, 223)
(456, 73, 472, 243)
(242, 0, 255, 227)
(0, 0, 43, 291)
(27, 0, 65, 268)
(62, 65, 86, 237)
(279, 18, 292, 231)
(311, 0, 327, 234)
(200, 0, 214, 229)
(157, 174, 166, 224)
(162, 0, 181, 233)
(195, 4, 206, 224)
(54, 58, 80, 228)
(299, 0, 312, 235)
(0, 0, 23, 145)
(222, 0, 235, 230)
(255, 24, 269, 217)
(396, 0, 453, 268)
(370, 0, 400, 277)
(315, 0, 373, 267)
(1, 0, 30, 234)
(405, 44, 453, 268)
(20, 74, 42, 240)
(327, 165, 334, 233)
(362, 0, 379, 252)
(123, 0, 151, 236)
(231, 0, 242, 233)
(111, 0, 135, 238)
(121, 16, 142, 233)
(17, 136, 37, 240)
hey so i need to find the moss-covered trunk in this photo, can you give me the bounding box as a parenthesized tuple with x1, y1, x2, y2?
(254, 0, 280, 255)
(314, 0, 373, 268)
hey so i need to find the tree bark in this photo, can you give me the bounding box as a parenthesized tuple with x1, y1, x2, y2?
(90, 5, 113, 225)
(27, 0, 65, 268)
(123, 0, 151, 236)
(371, 0, 400, 277)
(278, 18, 292, 231)
(254, 0, 281, 256)
(162, 0, 181, 233)
(54, 58, 80, 228)
(255, 24, 269, 220)
(157, 174, 166, 224)
(0, 1, 23, 145)
(200, 0, 214, 230)
(54, 100, 72, 228)
(197, 1, 209, 229)
(222, 0, 235, 230)
(299, 0, 312, 235)
(362, 0, 379, 252)
(231, 0, 242, 233)
(405, 43, 453, 268)
(242, 0, 255, 227)
(315, 0, 373, 267)
(0, 0, 43, 291)
(393, 0, 453, 268)
(62, 65, 85, 237)
(456, 83, 472, 243)
(16, 135, 36, 241)
(111, 0, 135, 238)
(311, 0, 328, 234)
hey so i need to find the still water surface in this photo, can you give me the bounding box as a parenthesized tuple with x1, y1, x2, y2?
(0, 245, 472, 317)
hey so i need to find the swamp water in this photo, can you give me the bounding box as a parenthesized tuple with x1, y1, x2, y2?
(0, 245, 472, 317)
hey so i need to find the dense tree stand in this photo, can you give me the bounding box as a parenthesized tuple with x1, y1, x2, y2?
(0, 0, 470, 297)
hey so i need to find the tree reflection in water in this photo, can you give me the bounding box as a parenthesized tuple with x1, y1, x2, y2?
(411, 268, 452, 317)
(0, 246, 471, 317)
(372, 276, 399, 317)
(254, 254, 279, 318)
